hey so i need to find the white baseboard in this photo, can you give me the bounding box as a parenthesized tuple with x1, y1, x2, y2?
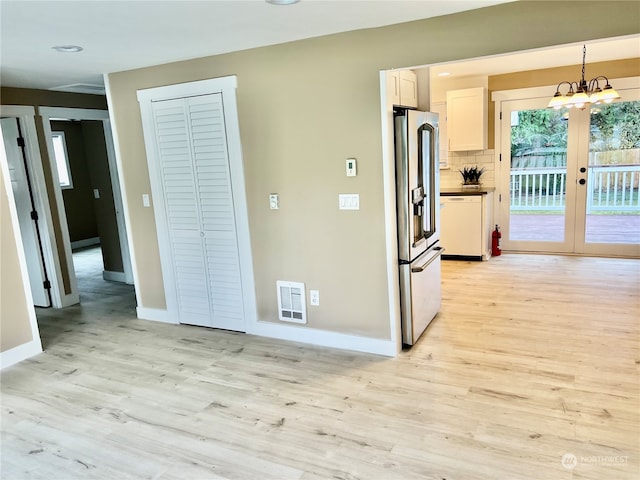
(248, 321, 397, 357)
(136, 306, 178, 324)
(0, 339, 43, 370)
(71, 237, 100, 250)
(137, 308, 396, 356)
(103, 270, 127, 283)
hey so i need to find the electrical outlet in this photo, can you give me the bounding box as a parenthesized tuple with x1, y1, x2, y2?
(310, 290, 320, 306)
(269, 193, 279, 210)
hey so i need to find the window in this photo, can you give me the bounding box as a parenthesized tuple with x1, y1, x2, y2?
(51, 131, 72, 188)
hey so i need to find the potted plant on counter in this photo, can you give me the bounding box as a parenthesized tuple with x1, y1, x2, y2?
(460, 165, 485, 188)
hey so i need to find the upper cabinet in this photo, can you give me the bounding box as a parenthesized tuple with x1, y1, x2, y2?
(388, 70, 418, 108)
(446, 87, 487, 151)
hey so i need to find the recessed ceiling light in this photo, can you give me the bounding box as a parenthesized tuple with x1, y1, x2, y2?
(52, 45, 83, 53)
(437, 72, 451, 77)
(266, 0, 300, 4)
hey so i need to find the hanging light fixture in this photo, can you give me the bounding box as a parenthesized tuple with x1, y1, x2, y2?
(547, 44, 621, 110)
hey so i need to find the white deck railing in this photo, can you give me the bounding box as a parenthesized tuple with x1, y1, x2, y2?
(510, 165, 640, 212)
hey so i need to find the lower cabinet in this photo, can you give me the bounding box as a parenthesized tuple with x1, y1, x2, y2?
(440, 193, 493, 259)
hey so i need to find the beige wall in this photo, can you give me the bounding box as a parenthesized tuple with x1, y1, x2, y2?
(107, 1, 639, 340)
(1, 165, 35, 352)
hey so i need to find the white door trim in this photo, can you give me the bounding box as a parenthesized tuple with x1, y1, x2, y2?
(38, 106, 135, 307)
(379, 70, 402, 356)
(137, 75, 258, 332)
(0, 105, 64, 307)
(0, 110, 43, 367)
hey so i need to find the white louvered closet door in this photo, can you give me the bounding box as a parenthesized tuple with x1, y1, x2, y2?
(151, 94, 244, 331)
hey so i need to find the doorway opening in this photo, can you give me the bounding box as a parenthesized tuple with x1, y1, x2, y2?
(38, 107, 134, 309)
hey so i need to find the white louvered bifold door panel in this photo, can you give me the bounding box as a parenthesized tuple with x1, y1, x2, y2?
(151, 94, 244, 330)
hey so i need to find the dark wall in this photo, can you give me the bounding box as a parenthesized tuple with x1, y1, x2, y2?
(81, 121, 123, 273)
(0, 87, 107, 109)
(53, 121, 99, 243)
(49, 120, 124, 274)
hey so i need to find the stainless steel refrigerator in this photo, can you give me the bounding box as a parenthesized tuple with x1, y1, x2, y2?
(394, 109, 442, 345)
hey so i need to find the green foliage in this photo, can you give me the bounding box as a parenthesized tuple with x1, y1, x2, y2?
(590, 102, 640, 151)
(511, 109, 567, 158)
(511, 101, 640, 159)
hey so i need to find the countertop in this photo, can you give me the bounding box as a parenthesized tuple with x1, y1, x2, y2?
(440, 187, 495, 196)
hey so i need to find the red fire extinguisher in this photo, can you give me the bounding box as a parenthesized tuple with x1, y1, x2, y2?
(492, 225, 502, 257)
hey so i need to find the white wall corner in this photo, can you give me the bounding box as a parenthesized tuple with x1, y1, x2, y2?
(0, 340, 43, 370)
(136, 306, 178, 325)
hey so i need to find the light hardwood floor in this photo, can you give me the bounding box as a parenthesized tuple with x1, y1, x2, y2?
(1, 253, 639, 479)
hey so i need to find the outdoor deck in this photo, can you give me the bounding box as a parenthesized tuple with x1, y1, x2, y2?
(510, 214, 640, 244)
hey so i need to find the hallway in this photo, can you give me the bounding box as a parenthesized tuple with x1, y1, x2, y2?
(35, 246, 135, 349)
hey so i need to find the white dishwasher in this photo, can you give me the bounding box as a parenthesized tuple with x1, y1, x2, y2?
(440, 195, 483, 258)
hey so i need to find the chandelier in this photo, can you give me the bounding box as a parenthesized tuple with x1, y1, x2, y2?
(547, 45, 620, 110)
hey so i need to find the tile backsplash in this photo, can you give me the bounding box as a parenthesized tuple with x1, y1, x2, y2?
(440, 149, 496, 189)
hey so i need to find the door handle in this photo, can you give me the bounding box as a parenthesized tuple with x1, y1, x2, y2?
(580, 167, 587, 173)
(411, 247, 444, 272)
(579, 178, 586, 185)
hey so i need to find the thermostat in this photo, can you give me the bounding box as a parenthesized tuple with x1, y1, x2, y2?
(346, 158, 357, 177)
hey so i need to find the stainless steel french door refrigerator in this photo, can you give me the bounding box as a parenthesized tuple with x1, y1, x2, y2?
(394, 109, 442, 345)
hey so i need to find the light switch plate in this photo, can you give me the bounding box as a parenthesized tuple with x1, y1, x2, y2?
(93, 189, 100, 199)
(142, 194, 150, 207)
(339, 194, 359, 210)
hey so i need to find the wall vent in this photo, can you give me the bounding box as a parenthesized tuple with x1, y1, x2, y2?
(276, 281, 307, 324)
(49, 83, 106, 95)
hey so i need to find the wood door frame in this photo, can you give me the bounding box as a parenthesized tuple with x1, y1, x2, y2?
(137, 76, 258, 331)
(38, 107, 135, 308)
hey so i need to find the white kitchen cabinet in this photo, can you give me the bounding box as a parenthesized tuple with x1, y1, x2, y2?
(388, 70, 418, 108)
(446, 87, 487, 151)
(440, 192, 493, 259)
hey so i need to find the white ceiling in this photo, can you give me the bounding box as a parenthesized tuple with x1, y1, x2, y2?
(0, 0, 513, 93)
(427, 36, 640, 78)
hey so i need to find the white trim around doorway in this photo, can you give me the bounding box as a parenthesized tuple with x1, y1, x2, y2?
(0, 108, 43, 367)
(38, 106, 135, 307)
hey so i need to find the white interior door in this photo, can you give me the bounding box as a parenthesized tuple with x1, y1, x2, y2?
(149, 93, 245, 330)
(0, 117, 50, 307)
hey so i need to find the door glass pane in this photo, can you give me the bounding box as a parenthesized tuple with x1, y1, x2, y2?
(509, 108, 568, 242)
(585, 100, 640, 244)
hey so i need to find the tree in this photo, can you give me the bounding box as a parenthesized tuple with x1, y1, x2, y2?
(511, 109, 567, 157)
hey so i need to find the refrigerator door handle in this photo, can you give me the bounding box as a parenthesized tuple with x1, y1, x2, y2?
(411, 247, 444, 273)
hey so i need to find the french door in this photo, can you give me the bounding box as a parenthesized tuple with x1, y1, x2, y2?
(499, 87, 640, 257)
